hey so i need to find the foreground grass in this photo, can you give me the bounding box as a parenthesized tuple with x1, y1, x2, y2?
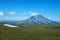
(0, 24, 60, 40)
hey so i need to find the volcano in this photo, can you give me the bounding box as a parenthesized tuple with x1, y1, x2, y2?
(19, 15, 59, 24)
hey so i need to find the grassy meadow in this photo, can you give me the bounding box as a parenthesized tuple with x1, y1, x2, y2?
(0, 24, 60, 40)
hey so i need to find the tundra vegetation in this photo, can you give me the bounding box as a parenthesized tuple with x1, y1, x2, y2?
(0, 24, 60, 40)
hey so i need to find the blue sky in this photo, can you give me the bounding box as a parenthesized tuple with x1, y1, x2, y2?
(0, 0, 60, 22)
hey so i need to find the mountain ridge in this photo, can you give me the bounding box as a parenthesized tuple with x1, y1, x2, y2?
(0, 14, 60, 24)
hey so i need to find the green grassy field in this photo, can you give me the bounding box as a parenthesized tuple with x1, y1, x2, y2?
(0, 24, 60, 40)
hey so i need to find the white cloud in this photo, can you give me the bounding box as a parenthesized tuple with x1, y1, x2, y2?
(27, 11, 39, 16)
(0, 11, 4, 16)
(31, 12, 39, 16)
(19, 11, 39, 17)
(9, 11, 16, 16)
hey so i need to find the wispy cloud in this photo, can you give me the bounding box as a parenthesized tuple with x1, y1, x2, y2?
(30, 12, 39, 16)
(0, 11, 4, 16)
(28, 11, 39, 16)
(21, 11, 39, 16)
(9, 11, 16, 16)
